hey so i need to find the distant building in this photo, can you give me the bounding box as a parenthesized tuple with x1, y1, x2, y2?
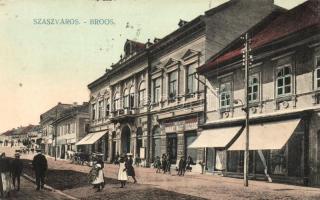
(40, 103, 74, 156)
(51, 102, 89, 159)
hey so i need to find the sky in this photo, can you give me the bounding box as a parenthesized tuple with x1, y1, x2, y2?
(0, 0, 307, 133)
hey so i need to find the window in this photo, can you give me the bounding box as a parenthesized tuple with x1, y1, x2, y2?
(276, 66, 292, 96)
(153, 78, 161, 103)
(138, 81, 146, 107)
(315, 56, 320, 89)
(92, 103, 96, 120)
(168, 71, 177, 100)
(219, 82, 231, 109)
(129, 86, 135, 109)
(248, 75, 259, 102)
(186, 64, 197, 95)
(67, 124, 71, 133)
(98, 100, 103, 120)
(123, 89, 129, 109)
(113, 92, 120, 111)
(105, 98, 110, 117)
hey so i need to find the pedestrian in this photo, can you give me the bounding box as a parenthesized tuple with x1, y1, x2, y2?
(165, 154, 171, 174)
(125, 154, 137, 183)
(89, 161, 104, 192)
(117, 155, 128, 188)
(32, 149, 48, 190)
(177, 156, 186, 176)
(186, 155, 193, 172)
(96, 154, 105, 188)
(11, 153, 23, 191)
(161, 154, 167, 174)
(0, 153, 13, 198)
(155, 156, 161, 173)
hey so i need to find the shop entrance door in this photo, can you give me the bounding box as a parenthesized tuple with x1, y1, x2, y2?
(206, 148, 215, 172)
(167, 134, 177, 164)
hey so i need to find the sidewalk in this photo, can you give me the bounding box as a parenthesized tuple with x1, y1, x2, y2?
(3, 176, 71, 200)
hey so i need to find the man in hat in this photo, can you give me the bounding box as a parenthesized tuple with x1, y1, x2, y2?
(125, 153, 137, 183)
(0, 153, 12, 197)
(11, 153, 23, 191)
(32, 149, 48, 190)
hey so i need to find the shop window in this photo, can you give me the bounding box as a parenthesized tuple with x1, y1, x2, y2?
(153, 78, 161, 104)
(248, 75, 259, 102)
(153, 126, 161, 161)
(168, 71, 178, 101)
(167, 134, 177, 164)
(138, 81, 146, 107)
(185, 133, 197, 162)
(136, 127, 143, 157)
(276, 66, 292, 97)
(219, 82, 232, 109)
(186, 63, 197, 96)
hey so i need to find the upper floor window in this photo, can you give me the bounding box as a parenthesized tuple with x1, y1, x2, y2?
(92, 103, 96, 120)
(186, 64, 197, 95)
(315, 56, 320, 89)
(168, 71, 178, 100)
(138, 81, 146, 107)
(105, 98, 110, 117)
(123, 89, 129, 109)
(153, 78, 161, 103)
(98, 100, 103, 120)
(276, 66, 292, 97)
(129, 86, 135, 109)
(248, 75, 259, 102)
(114, 92, 120, 111)
(219, 82, 231, 109)
(67, 124, 71, 133)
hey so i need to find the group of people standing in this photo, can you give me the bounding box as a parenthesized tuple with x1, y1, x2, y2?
(89, 153, 138, 192)
(154, 154, 194, 176)
(0, 152, 23, 198)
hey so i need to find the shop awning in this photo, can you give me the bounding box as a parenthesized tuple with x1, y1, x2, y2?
(188, 126, 243, 148)
(228, 119, 301, 150)
(75, 131, 106, 146)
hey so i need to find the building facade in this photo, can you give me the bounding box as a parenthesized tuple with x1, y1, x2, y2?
(52, 103, 89, 159)
(40, 103, 74, 156)
(87, 0, 279, 167)
(196, 0, 320, 186)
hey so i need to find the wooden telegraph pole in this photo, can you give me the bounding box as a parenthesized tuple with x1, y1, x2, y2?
(242, 33, 251, 187)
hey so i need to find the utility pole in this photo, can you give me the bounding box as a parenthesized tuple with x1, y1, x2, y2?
(242, 32, 251, 187)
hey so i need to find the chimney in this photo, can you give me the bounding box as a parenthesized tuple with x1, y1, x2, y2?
(178, 19, 188, 27)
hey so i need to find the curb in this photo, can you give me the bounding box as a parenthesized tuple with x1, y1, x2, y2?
(22, 173, 79, 200)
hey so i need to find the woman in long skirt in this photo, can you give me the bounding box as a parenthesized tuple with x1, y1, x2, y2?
(117, 156, 128, 188)
(89, 163, 104, 192)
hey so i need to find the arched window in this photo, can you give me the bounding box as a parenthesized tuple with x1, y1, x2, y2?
(138, 81, 146, 107)
(129, 86, 135, 109)
(276, 66, 292, 96)
(114, 92, 120, 111)
(123, 88, 129, 108)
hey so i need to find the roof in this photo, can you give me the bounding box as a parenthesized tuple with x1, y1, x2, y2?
(0, 125, 36, 137)
(199, 0, 320, 73)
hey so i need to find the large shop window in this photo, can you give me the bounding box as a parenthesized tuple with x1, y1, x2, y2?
(186, 64, 197, 95)
(153, 126, 161, 161)
(219, 82, 231, 109)
(153, 78, 161, 103)
(138, 81, 146, 107)
(248, 75, 259, 102)
(185, 133, 197, 163)
(276, 66, 292, 96)
(167, 134, 177, 164)
(136, 128, 143, 158)
(169, 71, 178, 101)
